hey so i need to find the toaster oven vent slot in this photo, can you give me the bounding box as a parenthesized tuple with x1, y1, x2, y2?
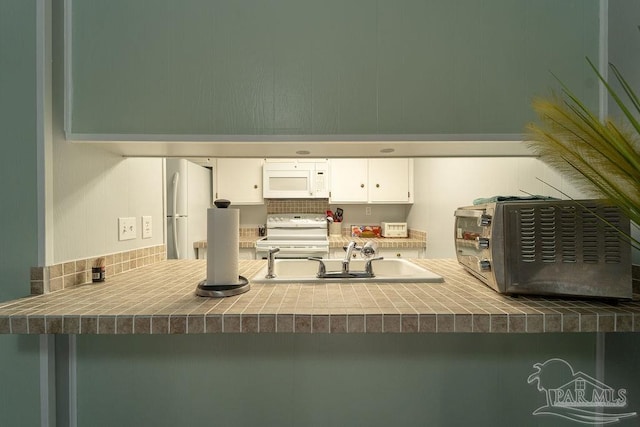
(519, 208, 537, 263)
(582, 208, 599, 263)
(539, 206, 556, 262)
(516, 204, 625, 265)
(560, 206, 577, 263)
(602, 206, 623, 264)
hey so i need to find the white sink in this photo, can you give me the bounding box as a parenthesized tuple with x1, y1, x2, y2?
(251, 258, 444, 283)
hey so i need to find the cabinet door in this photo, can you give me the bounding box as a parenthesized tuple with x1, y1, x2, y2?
(216, 159, 264, 204)
(329, 159, 368, 203)
(368, 159, 412, 203)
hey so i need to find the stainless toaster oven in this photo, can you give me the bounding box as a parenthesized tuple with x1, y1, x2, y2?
(454, 199, 632, 299)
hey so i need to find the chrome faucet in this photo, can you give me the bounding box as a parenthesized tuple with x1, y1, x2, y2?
(265, 247, 280, 279)
(342, 241, 361, 274)
(308, 242, 383, 279)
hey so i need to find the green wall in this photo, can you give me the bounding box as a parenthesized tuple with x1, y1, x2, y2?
(0, 1, 44, 426)
(76, 333, 600, 427)
(69, 0, 599, 137)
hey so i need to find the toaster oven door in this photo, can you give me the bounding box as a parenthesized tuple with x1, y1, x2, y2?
(454, 208, 498, 290)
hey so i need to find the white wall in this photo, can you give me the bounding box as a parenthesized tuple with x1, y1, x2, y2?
(52, 143, 164, 263)
(407, 157, 587, 258)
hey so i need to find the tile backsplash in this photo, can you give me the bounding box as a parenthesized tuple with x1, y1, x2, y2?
(266, 199, 329, 214)
(30, 244, 166, 295)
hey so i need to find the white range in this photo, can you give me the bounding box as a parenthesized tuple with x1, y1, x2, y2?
(255, 214, 329, 259)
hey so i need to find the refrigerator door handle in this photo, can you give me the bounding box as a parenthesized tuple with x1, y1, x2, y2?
(172, 172, 180, 259)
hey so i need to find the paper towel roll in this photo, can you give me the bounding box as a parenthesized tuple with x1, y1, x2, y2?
(205, 207, 239, 285)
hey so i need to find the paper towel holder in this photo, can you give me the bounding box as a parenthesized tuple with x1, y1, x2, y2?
(196, 277, 250, 298)
(195, 199, 251, 298)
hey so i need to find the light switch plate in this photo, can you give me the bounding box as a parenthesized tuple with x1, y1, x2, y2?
(142, 216, 152, 239)
(118, 217, 137, 241)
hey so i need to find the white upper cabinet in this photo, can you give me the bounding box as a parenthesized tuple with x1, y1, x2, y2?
(368, 159, 413, 203)
(215, 158, 264, 205)
(328, 159, 369, 203)
(329, 159, 413, 204)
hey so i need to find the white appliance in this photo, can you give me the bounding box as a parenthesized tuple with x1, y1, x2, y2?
(166, 159, 212, 259)
(262, 159, 329, 199)
(255, 214, 329, 259)
(381, 222, 408, 238)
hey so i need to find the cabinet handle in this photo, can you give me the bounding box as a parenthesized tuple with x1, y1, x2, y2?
(254, 184, 258, 189)
(396, 253, 401, 257)
(376, 184, 380, 188)
(360, 184, 365, 188)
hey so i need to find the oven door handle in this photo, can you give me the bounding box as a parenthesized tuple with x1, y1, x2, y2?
(455, 208, 492, 226)
(257, 247, 327, 252)
(454, 209, 485, 218)
(261, 234, 329, 240)
(268, 225, 325, 230)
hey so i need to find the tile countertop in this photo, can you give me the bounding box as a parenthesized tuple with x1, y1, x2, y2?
(1, 259, 639, 335)
(193, 236, 426, 250)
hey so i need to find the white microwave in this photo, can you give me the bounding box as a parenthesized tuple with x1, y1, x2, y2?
(263, 159, 329, 198)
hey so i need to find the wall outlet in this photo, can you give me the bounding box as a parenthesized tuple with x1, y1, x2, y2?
(118, 217, 137, 241)
(365, 207, 372, 216)
(142, 216, 152, 239)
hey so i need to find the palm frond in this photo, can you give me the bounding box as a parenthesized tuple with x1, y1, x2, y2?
(525, 61, 640, 232)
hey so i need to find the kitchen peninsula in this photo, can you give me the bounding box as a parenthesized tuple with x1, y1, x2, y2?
(2, 259, 638, 335)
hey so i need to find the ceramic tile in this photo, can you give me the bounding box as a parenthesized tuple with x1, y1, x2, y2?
(598, 315, 615, 332)
(383, 314, 401, 333)
(294, 315, 311, 333)
(347, 314, 365, 333)
(490, 315, 507, 333)
(312, 315, 330, 333)
(241, 315, 259, 333)
(46, 317, 63, 334)
(133, 316, 151, 334)
(257, 314, 275, 333)
(62, 316, 80, 334)
(419, 314, 437, 332)
(365, 315, 382, 333)
(2, 258, 640, 336)
(276, 314, 294, 333)
(454, 314, 473, 332)
(401, 315, 419, 333)
(116, 317, 134, 334)
(205, 315, 222, 333)
(437, 314, 455, 332)
(472, 315, 490, 333)
(615, 314, 633, 332)
(98, 316, 116, 334)
(525, 315, 544, 333)
(170, 316, 187, 334)
(223, 315, 241, 333)
(508, 315, 526, 333)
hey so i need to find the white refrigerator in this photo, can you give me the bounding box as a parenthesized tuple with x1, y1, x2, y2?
(166, 159, 212, 259)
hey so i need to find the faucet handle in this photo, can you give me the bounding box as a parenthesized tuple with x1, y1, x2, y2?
(308, 257, 327, 277)
(361, 241, 378, 258)
(364, 256, 384, 275)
